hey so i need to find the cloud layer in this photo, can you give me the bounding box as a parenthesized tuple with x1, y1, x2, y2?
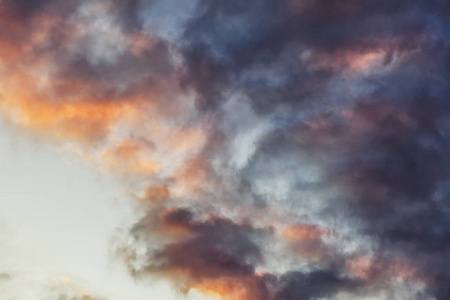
(1, 0, 450, 299)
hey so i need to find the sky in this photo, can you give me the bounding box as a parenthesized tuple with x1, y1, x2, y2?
(0, 122, 209, 300)
(1, 0, 450, 300)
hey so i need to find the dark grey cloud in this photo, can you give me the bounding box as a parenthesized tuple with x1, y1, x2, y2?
(119, 207, 369, 300)
(178, 0, 449, 112)
(1, 0, 58, 18)
(275, 270, 359, 300)
(124, 208, 267, 280)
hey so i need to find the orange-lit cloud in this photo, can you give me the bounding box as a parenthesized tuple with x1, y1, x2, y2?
(100, 140, 161, 175)
(346, 255, 421, 283)
(281, 224, 331, 259)
(192, 276, 266, 300)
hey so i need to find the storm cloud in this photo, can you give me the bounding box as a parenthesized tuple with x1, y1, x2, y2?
(1, 0, 450, 299)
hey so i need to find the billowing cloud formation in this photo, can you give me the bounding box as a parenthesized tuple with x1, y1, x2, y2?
(1, 0, 450, 299)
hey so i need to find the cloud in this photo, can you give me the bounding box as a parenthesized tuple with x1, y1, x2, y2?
(43, 277, 105, 300)
(1, 0, 450, 299)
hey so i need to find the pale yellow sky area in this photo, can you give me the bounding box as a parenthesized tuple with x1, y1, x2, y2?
(0, 122, 209, 300)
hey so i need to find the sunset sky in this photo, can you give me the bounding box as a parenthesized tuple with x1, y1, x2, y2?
(1, 1, 450, 300)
